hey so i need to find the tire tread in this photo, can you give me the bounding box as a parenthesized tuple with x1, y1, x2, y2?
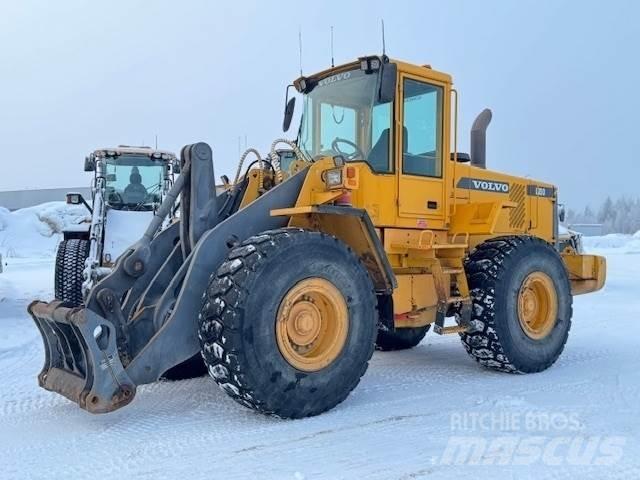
(198, 228, 377, 418)
(54, 239, 89, 306)
(459, 235, 573, 373)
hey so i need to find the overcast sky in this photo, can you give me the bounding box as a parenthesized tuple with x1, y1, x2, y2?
(1, 0, 638, 208)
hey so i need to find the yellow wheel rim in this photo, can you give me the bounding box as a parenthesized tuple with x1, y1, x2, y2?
(517, 272, 558, 340)
(276, 278, 348, 372)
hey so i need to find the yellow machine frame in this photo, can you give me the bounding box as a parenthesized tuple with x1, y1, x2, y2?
(266, 58, 605, 333)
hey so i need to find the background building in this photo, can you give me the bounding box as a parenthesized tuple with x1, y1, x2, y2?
(0, 187, 91, 211)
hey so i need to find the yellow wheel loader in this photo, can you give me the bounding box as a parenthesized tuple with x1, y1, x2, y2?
(28, 55, 606, 418)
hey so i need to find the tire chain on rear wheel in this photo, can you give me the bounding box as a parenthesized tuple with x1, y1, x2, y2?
(54, 239, 89, 306)
(458, 235, 572, 374)
(198, 228, 376, 418)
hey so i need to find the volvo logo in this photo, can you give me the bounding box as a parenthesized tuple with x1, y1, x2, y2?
(457, 177, 510, 194)
(318, 71, 352, 87)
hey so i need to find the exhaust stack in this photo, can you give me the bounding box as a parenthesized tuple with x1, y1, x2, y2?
(470, 108, 492, 169)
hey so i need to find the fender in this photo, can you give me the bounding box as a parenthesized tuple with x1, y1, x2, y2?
(271, 205, 397, 294)
(62, 224, 90, 241)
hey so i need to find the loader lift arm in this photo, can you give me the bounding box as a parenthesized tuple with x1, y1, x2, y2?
(29, 142, 307, 413)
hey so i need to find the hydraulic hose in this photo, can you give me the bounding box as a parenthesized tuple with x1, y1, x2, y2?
(234, 148, 264, 190)
(269, 139, 309, 184)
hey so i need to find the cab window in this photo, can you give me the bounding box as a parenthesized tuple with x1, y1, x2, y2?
(369, 101, 393, 173)
(402, 79, 443, 178)
(298, 68, 393, 173)
(320, 104, 356, 150)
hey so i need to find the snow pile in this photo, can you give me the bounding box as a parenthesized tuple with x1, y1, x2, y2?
(0, 202, 89, 258)
(583, 230, 640, 254)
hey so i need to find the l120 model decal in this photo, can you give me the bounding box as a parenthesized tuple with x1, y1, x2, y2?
(527, 184, 555, 198)
(456, 177, 510, 193)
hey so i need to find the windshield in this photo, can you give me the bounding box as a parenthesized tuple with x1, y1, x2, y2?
(104, 155, 164, 210)
(299, 68, 393, 172)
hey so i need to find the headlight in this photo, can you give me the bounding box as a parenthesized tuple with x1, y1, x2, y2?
(324, 168, 343, 189)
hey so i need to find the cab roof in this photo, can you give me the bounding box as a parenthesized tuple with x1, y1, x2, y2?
(295, 55, 452, 89)
(92, 145, 177, 160)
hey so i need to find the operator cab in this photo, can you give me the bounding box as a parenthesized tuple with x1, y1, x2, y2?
(295, 56, 444, 179)
(89, 146, 178, 211)
(291, 56, 452, 228)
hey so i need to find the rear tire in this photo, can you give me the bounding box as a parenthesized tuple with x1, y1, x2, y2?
(198, 228, 377, 418)
(375, 295, 431, 351)
(376, 325, 430, 351)
(54, 239, 89, 306)
(459, 236, 572, 373)
(162, 354, 208, 381)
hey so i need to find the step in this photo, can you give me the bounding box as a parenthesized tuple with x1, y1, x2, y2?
(441, 267, 464, 275)
(431, 243, 468, 250)
(390, 242, 468, 252)
(446, 295, 470, 304)
(434, 324, 469, 335)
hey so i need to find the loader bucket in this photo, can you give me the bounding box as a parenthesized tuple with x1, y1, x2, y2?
(28, 300, 135, 413)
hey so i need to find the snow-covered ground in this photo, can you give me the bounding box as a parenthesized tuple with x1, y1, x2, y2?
(0, 206, 639, 479)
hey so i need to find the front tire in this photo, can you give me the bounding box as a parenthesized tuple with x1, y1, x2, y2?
(198, 228, 377, 418)
(460, 236, 573, 373)
(54, 239, 89, 306)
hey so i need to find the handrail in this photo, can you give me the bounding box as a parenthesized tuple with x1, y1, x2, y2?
(418, 230, 435, 248)
(451, 88, 459, 218)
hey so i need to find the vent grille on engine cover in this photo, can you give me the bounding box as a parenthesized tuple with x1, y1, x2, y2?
(509, 183, 526, 229)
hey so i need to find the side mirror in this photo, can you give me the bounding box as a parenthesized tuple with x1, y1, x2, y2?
(558, 204, 566, 223)
(66, 192, 92, 213)
(84, 156, 95, 172)
(66, 192, 83, 205)
(283, 97, 296, 132)
(378, 62, 397, 104)
(173, 161, 181, 174)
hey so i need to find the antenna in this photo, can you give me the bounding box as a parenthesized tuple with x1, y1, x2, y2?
(154, 134, 158, 149)
(381, 19, 386, 56)
(330, 26, 335, 67)
(298, 27, 303, 76)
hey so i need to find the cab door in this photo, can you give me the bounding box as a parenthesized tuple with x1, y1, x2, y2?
(397, 75, 447, 229)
